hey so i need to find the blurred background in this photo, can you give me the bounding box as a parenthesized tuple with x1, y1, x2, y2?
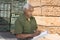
(0, 0, 60, 35)
(0, 0, 26, 31)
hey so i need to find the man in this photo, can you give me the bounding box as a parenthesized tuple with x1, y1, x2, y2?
(11, 3, 41, 40)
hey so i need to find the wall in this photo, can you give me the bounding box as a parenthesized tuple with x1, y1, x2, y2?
(28, 0, 60, 34)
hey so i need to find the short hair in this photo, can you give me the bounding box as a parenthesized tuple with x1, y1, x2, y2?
(23, 3, 32, 10)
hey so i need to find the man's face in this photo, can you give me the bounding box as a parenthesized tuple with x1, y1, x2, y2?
(25, 7, 34, 17)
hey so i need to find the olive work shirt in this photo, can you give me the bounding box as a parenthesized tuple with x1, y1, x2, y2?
(14, 13, 37, 34)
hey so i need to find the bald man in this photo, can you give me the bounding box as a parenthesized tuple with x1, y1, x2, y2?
(11, 3, 41, 40)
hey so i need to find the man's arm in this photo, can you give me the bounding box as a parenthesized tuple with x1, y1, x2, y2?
(16, 30, 41, 39)
(16, 34, 33, 39)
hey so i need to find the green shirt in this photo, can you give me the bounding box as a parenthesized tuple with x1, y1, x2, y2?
(14, 13, 37, 34)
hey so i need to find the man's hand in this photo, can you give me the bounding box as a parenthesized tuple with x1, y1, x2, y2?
(32, 30, 41, 37)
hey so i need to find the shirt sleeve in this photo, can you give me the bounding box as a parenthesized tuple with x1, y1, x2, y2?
(14, 20, 23, 34)
(33, 17, 38, 29)
(14, 13, 24, 34)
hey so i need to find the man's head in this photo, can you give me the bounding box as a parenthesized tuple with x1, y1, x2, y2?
(23, 3, 34, 18)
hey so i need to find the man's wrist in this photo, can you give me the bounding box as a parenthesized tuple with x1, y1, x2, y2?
(32, 33, 37, 37)
(28, 34, 34, 37)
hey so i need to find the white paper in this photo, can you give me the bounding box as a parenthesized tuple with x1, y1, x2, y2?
(31, 31, 48, 40)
